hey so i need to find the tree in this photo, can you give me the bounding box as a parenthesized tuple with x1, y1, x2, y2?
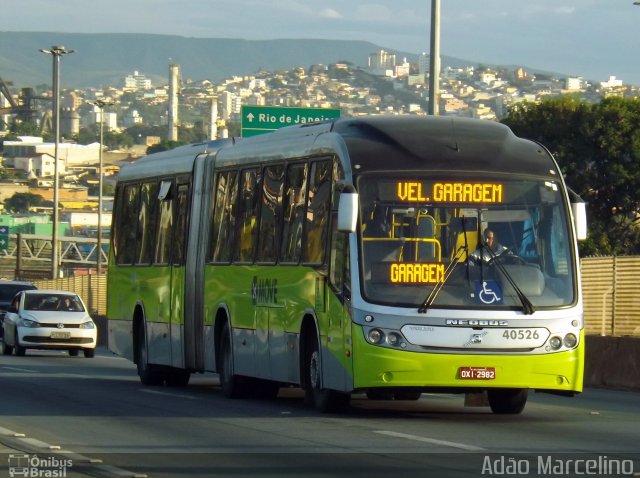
(502, 97, 640, 256)
(4, 193, 52, 214)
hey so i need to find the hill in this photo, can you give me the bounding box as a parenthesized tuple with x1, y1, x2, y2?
(0, 32, 480, 88)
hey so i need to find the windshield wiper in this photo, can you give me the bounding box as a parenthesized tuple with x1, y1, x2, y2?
(481, 244, 535, 315)
(418, 245, 467, 314)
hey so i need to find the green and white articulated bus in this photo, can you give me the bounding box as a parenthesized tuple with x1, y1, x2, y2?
(107, 115, 587, 414)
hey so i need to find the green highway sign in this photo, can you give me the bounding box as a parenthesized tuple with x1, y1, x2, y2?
(0, 225, 8, 250)
(241, 106, 341, 137)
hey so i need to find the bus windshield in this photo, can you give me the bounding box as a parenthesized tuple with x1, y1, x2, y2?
(358, 176, 575, 309)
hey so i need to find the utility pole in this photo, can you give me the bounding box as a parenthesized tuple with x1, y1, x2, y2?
(428, 0, 441, 116)
(39, 46, 75, 279)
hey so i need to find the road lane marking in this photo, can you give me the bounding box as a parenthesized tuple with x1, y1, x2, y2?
(1, 366, 37, 373)
(0, 423, 146, 477)
(139, 389, 198, 400)
(374, 430, 486, 451)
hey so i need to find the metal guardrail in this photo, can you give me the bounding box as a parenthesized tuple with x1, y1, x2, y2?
(1, 233, 108, 266)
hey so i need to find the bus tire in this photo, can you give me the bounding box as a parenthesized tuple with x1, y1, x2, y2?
(394, 390, 422, 401)
(166, 368, 191, 387)
(306, 335, 349, 413)
(136, 322, 164, 386)
(68, 349, 79, 357)
(488, 388, 528, 414)
(219, 323, 247, 398)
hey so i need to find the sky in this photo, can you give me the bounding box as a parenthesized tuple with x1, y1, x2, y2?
(1, 0, 640, 85)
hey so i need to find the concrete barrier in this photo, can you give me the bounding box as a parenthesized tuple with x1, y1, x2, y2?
(585, 336, 640, 391)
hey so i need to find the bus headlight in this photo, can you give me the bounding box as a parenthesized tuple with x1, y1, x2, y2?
(549, 336, 562, 350)
(563, 333, 578, 348)
(386, 332, 401, 346)
(367, 329, 384, 344)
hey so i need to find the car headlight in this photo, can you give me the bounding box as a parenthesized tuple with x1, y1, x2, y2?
(79, 320, 96, 329)
(20, 318, 40, 328)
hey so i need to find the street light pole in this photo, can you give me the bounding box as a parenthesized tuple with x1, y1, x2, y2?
(91, 99, 113, 316)
(428, 0, 441, 116)
(40, 46, 74, 279)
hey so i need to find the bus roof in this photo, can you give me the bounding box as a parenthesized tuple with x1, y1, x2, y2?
(117, 139, 234, 182)
(331, 116, 558, 178)
(117, 116, 559, 183)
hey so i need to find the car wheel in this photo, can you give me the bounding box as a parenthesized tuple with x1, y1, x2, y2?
(15, 344, 26, 356)
(1, 339, 13, 356)
(83, 349, 95, 358)
(68, 349, 79, 357)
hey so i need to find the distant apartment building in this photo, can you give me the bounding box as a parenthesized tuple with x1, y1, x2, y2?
(418, 53, 430, 76)
(368, 50, 396, 76)
(123, 109, 143, 127)
(565, 77, 584, 91)
(394, 59, 411, 78)
(600, 76, 623, 89)
(123, 71, 153, 90)
(62, 91, 83, 111)
(220, 91, 242, 120)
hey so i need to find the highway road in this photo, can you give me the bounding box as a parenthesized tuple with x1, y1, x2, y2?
(1, 348, 639, 477)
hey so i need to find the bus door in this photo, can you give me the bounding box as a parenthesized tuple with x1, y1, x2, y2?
(253, 288, 285, 380)
(169, 181, 191, 368)
(323, 211, 353, 391)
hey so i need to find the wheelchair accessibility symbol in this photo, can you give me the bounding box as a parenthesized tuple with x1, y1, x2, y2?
(475, 280, 503, 305)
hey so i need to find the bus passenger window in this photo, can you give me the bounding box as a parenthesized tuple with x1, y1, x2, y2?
(155, 180, 174, 265)
(235, 168, 261, 263)
(116, 183, 140, 265)
(173, 183, 190, 265)
(257, 165, 284, 263)
(304, 160, 331, 264)
(136, 181, 159, 265)
(281, 163, 308, 263)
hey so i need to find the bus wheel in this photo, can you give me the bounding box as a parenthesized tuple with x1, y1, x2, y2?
(68, 349, 79, 357)
(136, 322, 164, 386)
(306, 338, 349, 413)
(219, 323, 247, 398)
(366, 390, 395, 400)
(394, 390, 422, 401)
(488, 388, 528, 414)
(166, 368, 190, 387)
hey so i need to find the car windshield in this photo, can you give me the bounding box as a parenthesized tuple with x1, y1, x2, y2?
(358, 176, 576, 309)
(0, 284, 35, 302)
(24, 294, 85, 312)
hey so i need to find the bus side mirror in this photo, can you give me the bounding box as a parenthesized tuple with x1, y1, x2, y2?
(337, 187, 358, 233)
(571, 201, 587, 241)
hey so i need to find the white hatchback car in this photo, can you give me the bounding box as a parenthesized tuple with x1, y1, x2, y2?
(1, 290, 97, 358)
